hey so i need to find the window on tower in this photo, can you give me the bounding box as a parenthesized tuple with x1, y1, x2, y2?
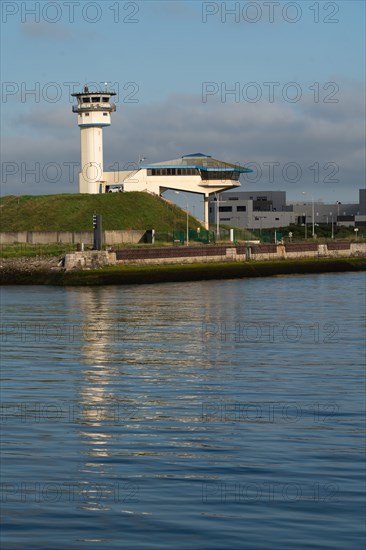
(102, 97, 109, 102)
(92, 96, 100, 103)
(82, 97, 90, 103)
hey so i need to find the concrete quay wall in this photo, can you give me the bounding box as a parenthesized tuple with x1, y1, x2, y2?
(62, 242, 366, 270)
(0, 230, 145, 245)
(116, 254, 234, 266)
(116, 242, 366, 266)
(64, 251, 117, 270)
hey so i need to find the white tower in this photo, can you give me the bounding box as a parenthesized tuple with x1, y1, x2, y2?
(72, 86, 116, 193)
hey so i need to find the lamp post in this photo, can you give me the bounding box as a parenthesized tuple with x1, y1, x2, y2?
(257, 215, 267, 237)
(213, 193, 223, 239)
(138, 154, 146, 166)
(330, 212, 334, 239)
(302, 192, 315, 238)
(231, 216, 240, 242)
(336, 201, 341, 226)
(303, 212, 307, 239)
(175, 191, 189, 246)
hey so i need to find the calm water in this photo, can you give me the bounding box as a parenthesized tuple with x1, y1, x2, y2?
(1, 272, 365, 549)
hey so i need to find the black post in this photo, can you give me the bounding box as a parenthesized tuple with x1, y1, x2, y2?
(93, 214, 103, 250)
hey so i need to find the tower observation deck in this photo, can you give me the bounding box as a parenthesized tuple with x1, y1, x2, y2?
(70, 84, 253, 229)
(72, 86, 116, 193)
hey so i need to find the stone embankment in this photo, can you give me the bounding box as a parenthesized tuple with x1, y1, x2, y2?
(60, 241, 366, 270)
(0, 252, 116, 279)
(2, 242, 366, 274)
(112, 241, 366, 266)
(63, 251, 116, 270)
(1, 242, 365, 285)
(0, 256, 62, 275)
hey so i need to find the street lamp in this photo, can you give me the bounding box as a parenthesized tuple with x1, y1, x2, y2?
(257, 215, 267, 237)
(214, 193, 227, 239)
(138, 154, 146, 166)
(303, 212, 307, 239)
(302, 192, 315, 238)
(336, 201, 341, 226)
(330, 212, 334, 239)
(174, 191, 189, 246)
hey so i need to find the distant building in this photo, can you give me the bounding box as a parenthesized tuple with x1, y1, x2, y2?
(355, 188, 366, 227)
(209, 190, 297, 229)
(359, 189, 366, 214)
(290, 200, 359, 227)
(210, 190, 363, 229)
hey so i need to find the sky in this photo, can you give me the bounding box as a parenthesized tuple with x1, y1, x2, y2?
(1, 0, 365, 217)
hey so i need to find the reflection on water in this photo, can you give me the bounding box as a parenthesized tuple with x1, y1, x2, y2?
(1, 273, 365, 549)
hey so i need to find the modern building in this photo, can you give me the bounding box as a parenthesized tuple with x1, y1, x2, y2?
(355, 188, 366, 227)
(290, 199, 359, 227)
(71, 87, 252, 228)
(209, 190, 297, 229)
(359, 189, 366, 214)
(209, 190, 363, 230)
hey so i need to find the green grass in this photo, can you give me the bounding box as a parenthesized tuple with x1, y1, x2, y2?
(0, 192, 199, 232)
(0, 243, 78, 258)
(0, 241, 199, 258)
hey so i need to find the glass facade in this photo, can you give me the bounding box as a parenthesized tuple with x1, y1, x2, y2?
(148, 168, 199, 176)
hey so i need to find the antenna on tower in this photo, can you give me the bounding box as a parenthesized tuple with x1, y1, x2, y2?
(104, 82, 108, 91)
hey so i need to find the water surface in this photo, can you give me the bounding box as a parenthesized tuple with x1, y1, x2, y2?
(1, 272, 365, 549)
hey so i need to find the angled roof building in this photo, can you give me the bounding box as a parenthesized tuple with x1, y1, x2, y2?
(102, 153, 253, 228)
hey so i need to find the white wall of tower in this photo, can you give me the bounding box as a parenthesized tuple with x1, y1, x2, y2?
(80, 127, 104, 194)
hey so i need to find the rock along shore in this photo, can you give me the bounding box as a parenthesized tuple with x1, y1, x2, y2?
(1, 256, 365, 286)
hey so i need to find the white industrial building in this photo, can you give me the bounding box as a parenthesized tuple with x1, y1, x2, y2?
(209, 190, 297, 229)
(72, 87, 252, 228)
(209, 190, 362, 230)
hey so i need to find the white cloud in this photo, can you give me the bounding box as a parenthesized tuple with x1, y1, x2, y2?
(22, 21, 71, 40)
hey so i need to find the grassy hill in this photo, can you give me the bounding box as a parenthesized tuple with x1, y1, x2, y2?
(0, 193, 200, 232)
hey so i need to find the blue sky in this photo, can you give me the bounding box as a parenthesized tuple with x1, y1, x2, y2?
(1, 0, 365, 214)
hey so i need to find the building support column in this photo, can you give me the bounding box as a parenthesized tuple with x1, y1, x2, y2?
(204, 195, 209, 230)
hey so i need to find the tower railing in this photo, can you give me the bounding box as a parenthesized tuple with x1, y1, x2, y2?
(72, 104, 116, 113)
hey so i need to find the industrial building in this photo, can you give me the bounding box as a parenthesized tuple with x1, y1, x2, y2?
(209, 191, 296, 230)
(209, 190, 364, 230)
